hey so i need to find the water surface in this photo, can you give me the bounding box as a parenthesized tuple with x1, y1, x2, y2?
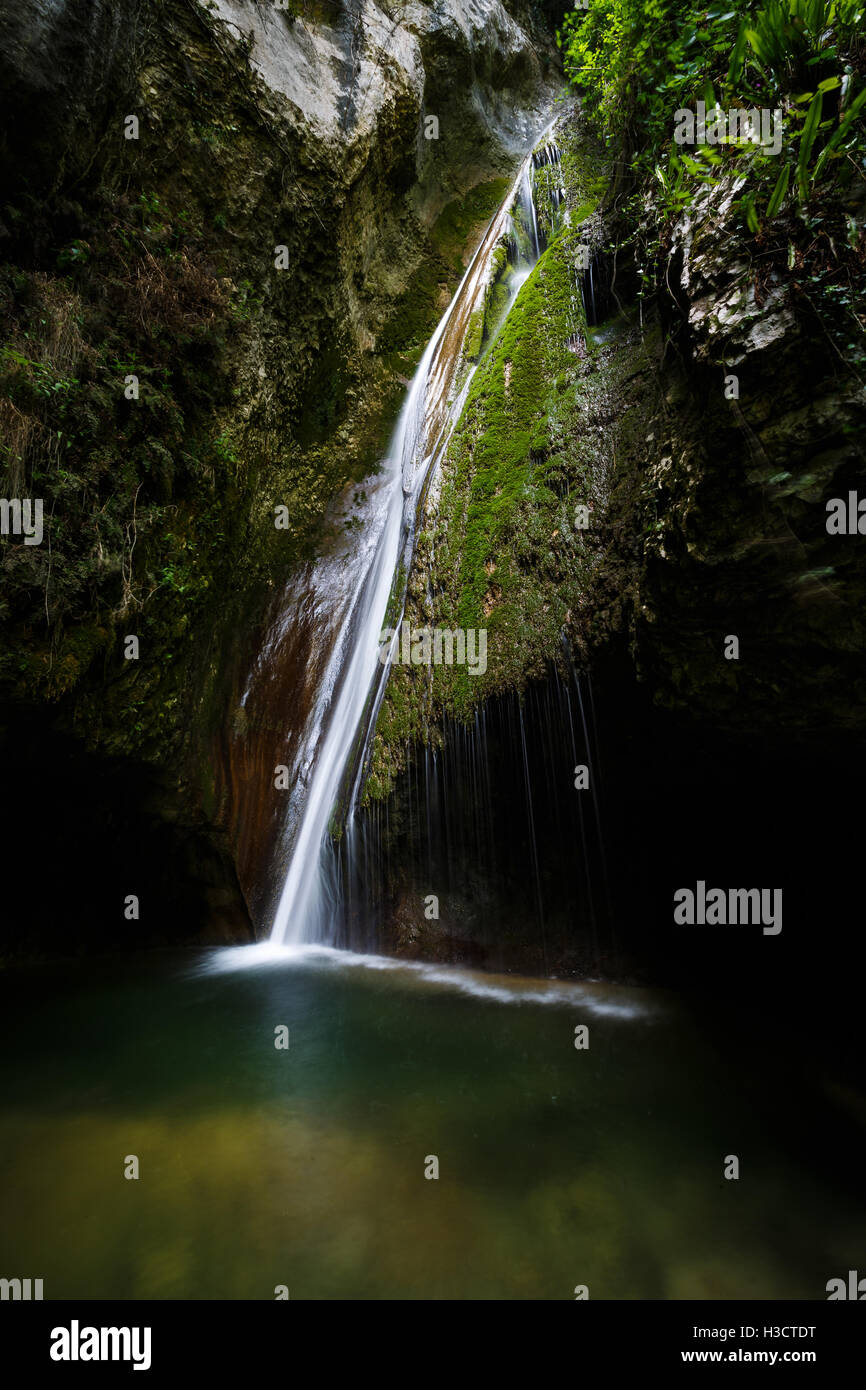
(0, 947, 862, 1299)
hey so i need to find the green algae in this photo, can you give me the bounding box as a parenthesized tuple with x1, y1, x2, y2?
(366, 108, 635, 800)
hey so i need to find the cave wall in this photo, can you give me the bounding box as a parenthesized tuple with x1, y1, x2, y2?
(366, 99, 866, 986)
(3, 0, 861, 966)
(0, 0, 561, 954)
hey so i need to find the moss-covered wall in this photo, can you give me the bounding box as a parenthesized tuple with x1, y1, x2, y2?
(367, 104, 638, 798)
(370, 92, 866, 816)
(361, 89, 866, 973)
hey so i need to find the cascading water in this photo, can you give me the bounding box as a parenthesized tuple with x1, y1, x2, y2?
(521, 160, 540, 261)
(266, 127, 562, 947)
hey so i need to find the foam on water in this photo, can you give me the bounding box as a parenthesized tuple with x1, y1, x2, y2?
(197, 941, 657, 1018)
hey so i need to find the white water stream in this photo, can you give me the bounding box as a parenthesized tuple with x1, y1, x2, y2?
(268, 131, 561, 945)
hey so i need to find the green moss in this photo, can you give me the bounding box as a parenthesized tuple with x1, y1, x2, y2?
(464, 307, 484, 361)
(377, 178, 512, 362)
(429, 179, 512, 271)
(2, 0, 515, 769)
(378, 255, 446, 361)
(367, 109, 630, 797)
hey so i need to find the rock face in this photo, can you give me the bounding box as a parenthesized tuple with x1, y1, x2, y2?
(0, 1, 139, 187)
(209, 0, 547, 169)
(0, 0, 560, 954)
(363, 102, 866, 978)
(633, 174, 866, 736)
(370, 105, 866, 760)
(5, 1, 860, 967)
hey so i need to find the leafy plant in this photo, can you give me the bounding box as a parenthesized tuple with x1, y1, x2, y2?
(559, 0, 866, 233)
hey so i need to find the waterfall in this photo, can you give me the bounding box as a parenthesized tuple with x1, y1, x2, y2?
(521, 160, 540, 261)
(267, 128, 560, 947)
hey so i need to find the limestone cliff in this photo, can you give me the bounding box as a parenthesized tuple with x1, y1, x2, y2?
(0, 0, 560, 954)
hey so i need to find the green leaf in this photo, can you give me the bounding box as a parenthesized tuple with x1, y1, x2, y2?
(745, 26, 768, 63)
(805, 0, 828, 42)
(742, 193, 760, 233)
(797, 90, 823, 199)
(727, 21, 748, 86)
(812, 83, 866, 182)
(766, 163, 791, 217)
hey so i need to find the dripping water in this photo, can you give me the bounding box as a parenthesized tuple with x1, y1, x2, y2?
(265, 126, 562, 947)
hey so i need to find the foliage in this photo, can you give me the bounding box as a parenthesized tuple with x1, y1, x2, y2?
(558, 0, 866, 230)
(0, 184, 243, 703)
